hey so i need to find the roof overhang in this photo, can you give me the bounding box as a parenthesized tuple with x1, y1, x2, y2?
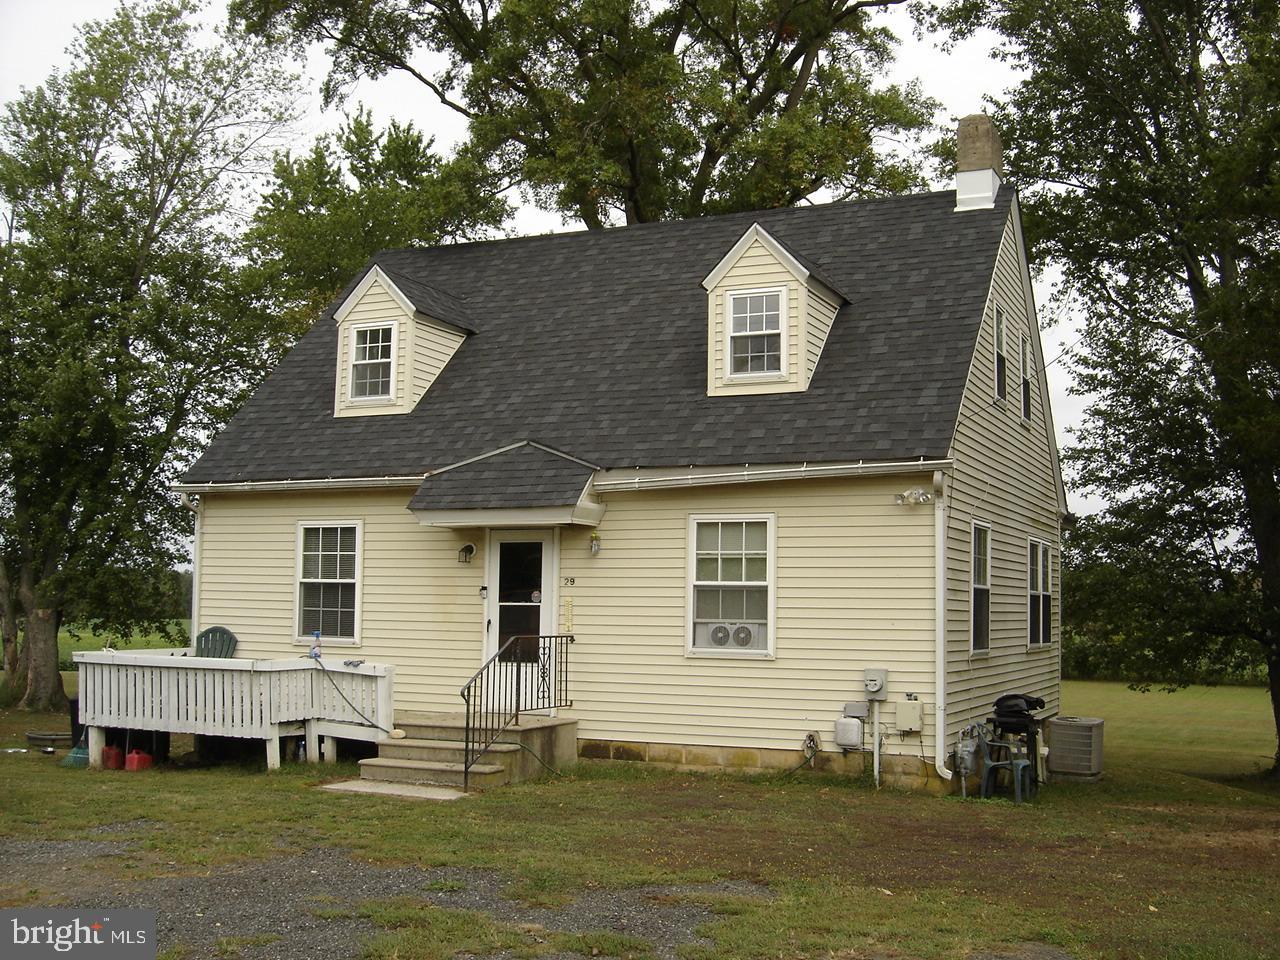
(591, 458, 954, 493)
(411, 500, 606, 529)
(173, 476, 424, 494)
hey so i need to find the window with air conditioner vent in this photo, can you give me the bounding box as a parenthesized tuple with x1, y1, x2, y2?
(689, 515, 775, 657)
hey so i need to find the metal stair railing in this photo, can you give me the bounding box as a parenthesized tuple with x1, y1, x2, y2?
(460, 634, 574, 789)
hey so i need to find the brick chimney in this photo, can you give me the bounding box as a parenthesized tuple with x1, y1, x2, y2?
(954, 114, 1003, 211)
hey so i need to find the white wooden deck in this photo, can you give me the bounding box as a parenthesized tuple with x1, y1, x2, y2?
(74, 649, 394, 769)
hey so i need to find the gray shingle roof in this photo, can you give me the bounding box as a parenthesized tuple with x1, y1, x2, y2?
(408, 442, 597, 511)
(183, 187, 1013, 484)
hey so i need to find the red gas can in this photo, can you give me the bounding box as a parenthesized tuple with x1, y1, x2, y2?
(124, 749, 153, 772)
(102, 745, 124, 769)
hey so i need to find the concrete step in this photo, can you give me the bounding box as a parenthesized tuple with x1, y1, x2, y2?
(320, 779, 468, 802)
(377, 737, 519, 767)
(395, 711, 574, 744)
(359, 756, 508, 789)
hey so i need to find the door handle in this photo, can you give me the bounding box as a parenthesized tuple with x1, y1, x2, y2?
(486, 618, 492, 633)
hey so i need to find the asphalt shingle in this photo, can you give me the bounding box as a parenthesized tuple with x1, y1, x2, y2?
(408, 442, 596, 510)
(183, 188, 1013, 484)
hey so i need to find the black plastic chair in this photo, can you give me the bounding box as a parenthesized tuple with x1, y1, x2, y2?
(194, 626, 238, 659)
(978, 727, 1033, 803)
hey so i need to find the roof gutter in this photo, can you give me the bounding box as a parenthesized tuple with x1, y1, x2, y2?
(590, 458, 952, 493)
(172, 476, 425, 494)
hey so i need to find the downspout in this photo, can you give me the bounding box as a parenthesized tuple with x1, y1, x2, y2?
(181, 492, 201, 644)
(933, 470, 953, 780)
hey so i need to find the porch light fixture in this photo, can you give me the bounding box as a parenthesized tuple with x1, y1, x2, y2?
(590, 531, 601, 555)
(895, 488, 933, 506)
(458, 542, 477, 564)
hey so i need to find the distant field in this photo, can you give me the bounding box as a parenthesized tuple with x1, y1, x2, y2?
(57, 620, 190, 662)
(1063, 679, 1275, 780)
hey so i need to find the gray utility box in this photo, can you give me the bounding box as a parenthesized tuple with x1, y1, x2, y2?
(1047, 716, 1104, 782)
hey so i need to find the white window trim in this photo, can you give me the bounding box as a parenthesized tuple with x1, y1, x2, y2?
(1020, 333, 1033, 422)
(993, 305, 1007, 402)
(293, 519, 364, 646)
(725, 286, 788, 383)
(686, 513, 777, 659)
(1028, 537, 1053, 649)
(970, 519, 992, 655)
(347, 320, 398, 405)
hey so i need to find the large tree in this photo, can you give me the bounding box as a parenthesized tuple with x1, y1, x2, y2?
(0, 0, 301, 709)
(242, 107, 510, 325)
(935, 0, 1280, 772)
(232, 0, 935, 227)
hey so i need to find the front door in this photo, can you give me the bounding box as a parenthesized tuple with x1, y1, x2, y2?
(485, 530, 554, 711)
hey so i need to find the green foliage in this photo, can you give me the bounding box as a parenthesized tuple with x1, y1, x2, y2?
(931, 0, 1280, 768)
(0, 0, 301, 706)
(231, 0, 936, 226)
(242, 107, 509, 324)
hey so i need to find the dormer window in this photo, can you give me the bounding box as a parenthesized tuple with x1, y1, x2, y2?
(729, 289, 784, 377)
(701, 223, 845, 397)
(351, 324, 394, 400)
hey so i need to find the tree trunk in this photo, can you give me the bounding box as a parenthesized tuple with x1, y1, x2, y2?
(0, 562, 18, 684)
(17, 608, 66, 711)
(1267, 645, 1280, 778)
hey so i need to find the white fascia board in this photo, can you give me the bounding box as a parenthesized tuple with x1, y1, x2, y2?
(334, 265, 417, 324)
(172, 476, 424, 494)
(590, 458, 953, 492)
(700, 223, 811, 291)
(412, 502, 605, 528)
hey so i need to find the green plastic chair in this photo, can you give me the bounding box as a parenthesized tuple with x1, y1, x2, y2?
(194, 626, 238, 659)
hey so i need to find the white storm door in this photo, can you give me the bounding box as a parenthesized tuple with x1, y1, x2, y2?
(485, 530, 554, 711)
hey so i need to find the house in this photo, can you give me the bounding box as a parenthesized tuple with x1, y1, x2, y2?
(174, 115, 1065, 791)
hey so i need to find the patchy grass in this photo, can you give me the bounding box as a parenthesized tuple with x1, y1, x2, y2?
(356, 899, 655, 960)
(212, 933, 282, 957)
(0, 680, 1276, 960)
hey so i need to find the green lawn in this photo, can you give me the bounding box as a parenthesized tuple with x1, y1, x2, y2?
(0, 680, 1276, 960)
(57, 621, 189, 664)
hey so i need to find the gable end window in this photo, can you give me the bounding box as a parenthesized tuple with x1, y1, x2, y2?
(994, 306, 1007, 401)
(728, 288, 784, 377)
(351, 324, 394, 400)
(1029, 539, 1052, 646)
(971, 522, 991, 652)
(297, 522, 361, 643)
(689, 515, 775, 657)
(1020, 334, 1033, 420)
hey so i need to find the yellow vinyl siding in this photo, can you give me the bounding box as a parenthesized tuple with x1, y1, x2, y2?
(334, 275, 465, 417)
(706, 238, 804, 395)
(560, 476, 938, 759)
(804, 285, 840, 386)
(413, 319, 466, 399)
(195, 474, 939, 760)
(197, 489, 485, 711)
(944, 210, 1062, 741)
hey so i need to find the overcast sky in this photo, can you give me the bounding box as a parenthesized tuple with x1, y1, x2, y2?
(0, 0, 1090, 511)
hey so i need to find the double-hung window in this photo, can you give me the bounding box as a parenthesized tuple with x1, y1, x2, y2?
(994, 306, 1007, 400)
(1029, 540, 1052, 646)
(971, 522, 991, 652)
(351, 324, 394, 399)
(1020, 334, 1033, 420)
(728, 289, 783, 376)
(298, 523, 361, 642)
(690, 516, 774, 655)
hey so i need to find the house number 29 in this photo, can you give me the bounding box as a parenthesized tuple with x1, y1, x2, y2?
(562, 577, 575, 586)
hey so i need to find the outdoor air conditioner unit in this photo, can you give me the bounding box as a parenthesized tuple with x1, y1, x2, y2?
(1047, 716, 1104, 782)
